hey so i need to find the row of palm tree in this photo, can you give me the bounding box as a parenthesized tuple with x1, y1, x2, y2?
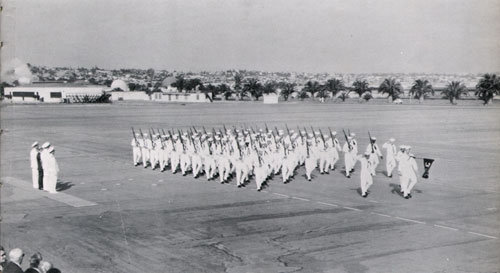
(169, 73, 499, 105)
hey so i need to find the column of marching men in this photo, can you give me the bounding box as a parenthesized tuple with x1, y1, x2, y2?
(131, 126, 420, 199)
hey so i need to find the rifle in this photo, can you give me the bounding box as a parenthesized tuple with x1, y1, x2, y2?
(192, 126, 198, 134)
(235, 136, 242, 158)
(177, 129, 185, 152)
(319, 128, 326, 149)
(265, 123, 270, 134)
(328, 127, 336, 148)
(368, 131, 374, 153)
(203, 126, 208, 135)
(342, 129, 352, 150)
(285, 124, 296, 149)
(168, 130, 176, 152)
(223, 124, 227, 134)
(131, 127, 139, 145)
(148, 128, 155, 149)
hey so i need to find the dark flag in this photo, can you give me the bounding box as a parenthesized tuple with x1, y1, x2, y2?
(422, 158, 435, 179)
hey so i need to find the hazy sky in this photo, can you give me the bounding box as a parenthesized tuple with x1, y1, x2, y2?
(2, 0, 500, 73)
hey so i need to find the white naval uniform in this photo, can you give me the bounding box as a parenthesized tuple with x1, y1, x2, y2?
(42, 151, 59, 193)
(131, 138, 142, 166)
(357, 155, 374, 196)
(382, 142, 397, 176)
(30, 147, 40, 189)
(365, 143, 382, 175)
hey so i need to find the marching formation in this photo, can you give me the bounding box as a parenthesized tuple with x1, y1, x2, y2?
(131, 125, 431, 199)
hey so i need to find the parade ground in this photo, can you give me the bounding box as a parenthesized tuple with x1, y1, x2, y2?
(1, 101, 499, 273)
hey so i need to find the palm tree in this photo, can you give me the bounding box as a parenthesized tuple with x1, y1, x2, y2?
(442, 81, 468, 105)
(351, 79, 371, 101)
(475, 73, 500, 105)
(234, 74, 244, 100)
(378, 78, 403, 103)
(323, 78, 345, 98)
(171, 76, 185, 92)
(243, 78, 263, 101)
(302, 81, 321, 100)
(279, 82, 295, 101)
(218, 84, 233, 100)
(262, 81, 277, 95)
(409, 79, 434, 103)
(298, 90, 310, 100)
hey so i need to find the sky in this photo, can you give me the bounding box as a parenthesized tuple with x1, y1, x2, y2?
(1, 0, 500, 74)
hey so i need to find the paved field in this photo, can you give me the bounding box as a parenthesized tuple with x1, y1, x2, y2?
(1, 101, 499, 273)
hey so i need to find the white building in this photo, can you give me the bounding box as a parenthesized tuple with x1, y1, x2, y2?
(4, 83, 105, 103)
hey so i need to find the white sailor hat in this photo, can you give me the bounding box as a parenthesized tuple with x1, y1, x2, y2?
(331, 131, 337, 136)
(32, 141, 39, 147)
(364, 151, 370, 156)
(278, 130, 284, 135)
(290, 129, 295, 133)
(42, 142, 51, 148)
(143, 133, 148, 136)
(350, 132, 356, 137)
(301, 130, 306, 135)
(323, 134, 329, 138)
(347, 136, 353, 140)
(389, 138, 395, 142)
(307, 133, 313, 137)
(314, 131, 320, 135)
(48, 147, 55, 153)
(371, 137, 376, 141)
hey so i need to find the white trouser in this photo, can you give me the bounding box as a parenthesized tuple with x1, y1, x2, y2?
(32, 169, 39, 189)
(133, 147, 141, 165)
(360, 171, 373, 195)
(386, 157, 396, 176)
(44, 172, 57, 193)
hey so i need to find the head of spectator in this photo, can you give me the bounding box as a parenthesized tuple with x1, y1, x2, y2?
(0, 245, 7, 267)
(47, 268, 61, 273)
(8, 248, 24, 266)
(29, 252, 43, 269)
(39, 261, 52, 273)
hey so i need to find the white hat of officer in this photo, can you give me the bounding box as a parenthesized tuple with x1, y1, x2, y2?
(32, 142, 39, 148)
(48, 147, 55, 153)
(42, 142, 51, 148)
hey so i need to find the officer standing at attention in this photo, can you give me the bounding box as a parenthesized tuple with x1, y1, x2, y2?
(42, 146, 59, 194)
(30, 142, 43, 190)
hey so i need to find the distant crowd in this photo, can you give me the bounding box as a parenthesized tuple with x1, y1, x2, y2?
(0, 246, 60, 273)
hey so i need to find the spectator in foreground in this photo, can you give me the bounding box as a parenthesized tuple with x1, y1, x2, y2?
(24, 252, 42, 273)
(38, 262, 51, 273)
(0, 245, 7, 272)
(3, 248, 24, 273)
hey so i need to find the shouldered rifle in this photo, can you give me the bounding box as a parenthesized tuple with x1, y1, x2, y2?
(177, 129, 185, 151)
(343, 129, 352, 150)
(131, 127, 139, 145)
(368, 131, 374, 153)
(223, 124, 227, 134)
(139, 128, 145, 140)
(168, 130, 176, 152)
(203, 126, 208, 135)
(319, 129, 326, 149)
(148, 128, 155, 149)
(265, 123, 270, 134)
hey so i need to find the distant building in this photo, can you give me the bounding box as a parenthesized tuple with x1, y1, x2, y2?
(4, 82, 105, 103)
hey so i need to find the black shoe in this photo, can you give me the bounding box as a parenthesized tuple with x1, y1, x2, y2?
(237, 185, 242, 188)
(347, 175, 350, 178)
(388, 175, 392, 178)
(257, 188, 261, 191)
(408, 193, 412, 198)
(404, 195, 410, 199)
(308, 178, 311, 181)
(362, 194, 367, 198)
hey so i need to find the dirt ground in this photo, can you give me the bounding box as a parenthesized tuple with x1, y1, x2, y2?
(1, 101, 499, 273)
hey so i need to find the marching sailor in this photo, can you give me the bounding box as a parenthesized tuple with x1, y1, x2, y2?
(382, 138, 397, 177)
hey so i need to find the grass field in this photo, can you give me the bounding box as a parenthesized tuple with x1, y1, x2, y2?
(1, 101, 499, 273)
